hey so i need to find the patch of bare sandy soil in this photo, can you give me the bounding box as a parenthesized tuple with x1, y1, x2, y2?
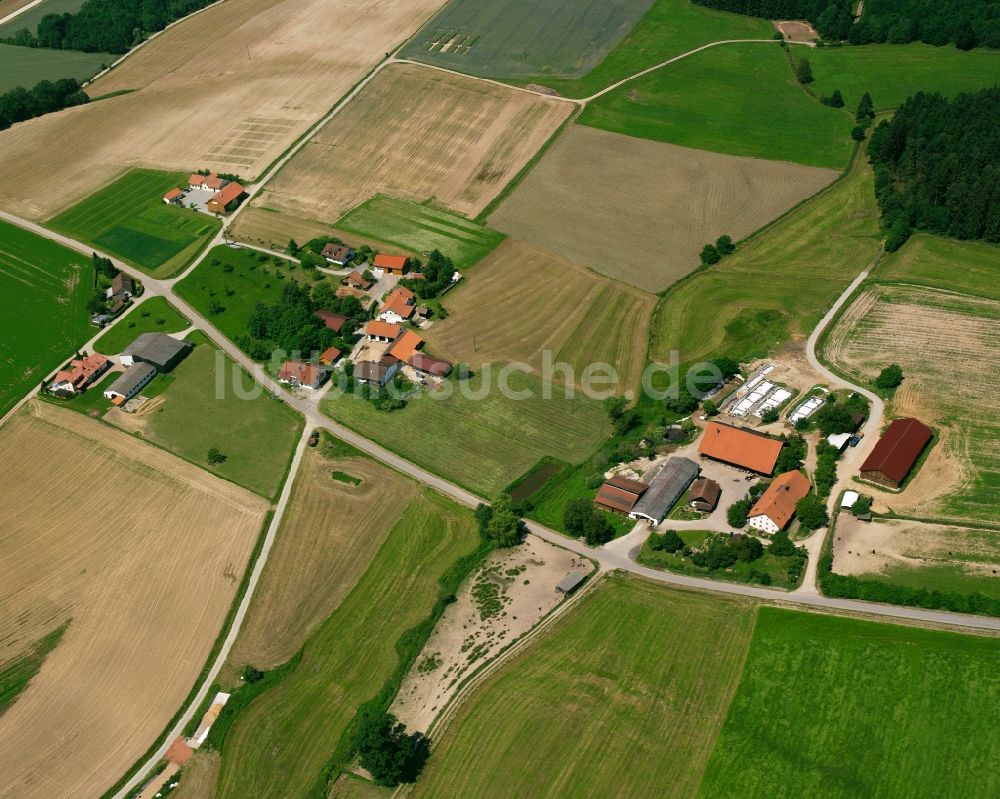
(391, 538, 592, 733)
(833, 514, 1000, 580)
(0, 0, 449, 219)
(0, 401, 265, 799)
(773, 20, 819, 42)
(489, 125, 838, 292)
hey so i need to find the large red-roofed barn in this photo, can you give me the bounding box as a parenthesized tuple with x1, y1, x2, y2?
(860, 417, 932, 488)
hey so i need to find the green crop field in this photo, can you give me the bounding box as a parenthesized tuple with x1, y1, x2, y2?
(0, 0, 89, 37)
(48, 169, 220, 277)
(0, 218, 94, 419)
(92, 296, 189, 354)
(399, 0, 657, 79)
(323, 369, 610, 498)
(513, 0, 773, 98)
(335, 196, 504, 269)
(649, 148, 880, 369)
(174, 245, 343, 355)
(412, 576, 756, 799)
(214, 491, 479, 799)
(118, 332, 302, 498)
(0, 43, 111, 92)
(580, 42, 854, 169)
(877, 233, 1000, 301)
(699, 608, 1000, 798)
(808, 44, 1000, 113)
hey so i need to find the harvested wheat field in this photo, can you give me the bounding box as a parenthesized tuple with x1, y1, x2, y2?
(0, 402, 266, 799)
(0, 0, 448, 219)
(422, 239, 655, 393)
(221, 436, 417, 682)
(823, 283, 1000, 524)
(489, 125, 838, 292)
(257, 62, 572, 225)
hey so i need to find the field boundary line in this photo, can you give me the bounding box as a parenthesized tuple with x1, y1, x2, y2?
(0, 0, 46, 27)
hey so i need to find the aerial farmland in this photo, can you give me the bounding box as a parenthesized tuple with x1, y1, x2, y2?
(0, 0, 998, 796)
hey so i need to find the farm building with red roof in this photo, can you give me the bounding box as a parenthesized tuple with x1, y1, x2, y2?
(698, 421, 783, 475)
(315, 309, 348, 333)
(860, 418, 932, 488)
(373, 253, 408, 275)
(594, 475, 648, 515)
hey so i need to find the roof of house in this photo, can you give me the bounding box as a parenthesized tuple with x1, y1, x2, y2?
(689, 477, 721, 506)
(631, 457, 700, 522)
(105, 362, 155, 397)
(278, 361, 324, 385)
(53, 353, 109, 387)
(122, 333, 191, 367)
(366, 320, 401, 340)
(355, 357, 397, 383)
(860, 417, 933, 484)
(209, 182, 244, 206)
(319, 346, 341, 363)
(189, 173, 227, 190)
(374, 253, 408, 270)
(321, 242, 353, 260)
(164, 188, 184, 200)
(388, 329, 423, 362)
(698, 421, 783, 474)
(595, 475, 647, 513)
(380, 290, 415, 320)
(112, 272, 135, 293)
(749, 470, 811, 529)
(344, 270, 372, 288)
(408, 353, 452, 377)
(315, 309, 348, 332)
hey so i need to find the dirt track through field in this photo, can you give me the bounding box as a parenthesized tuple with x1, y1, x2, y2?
(489, 124, 838, 292)
(0, 402, 266, 799)
(0, 0, 449, 219)
(259, 62, 572, 223)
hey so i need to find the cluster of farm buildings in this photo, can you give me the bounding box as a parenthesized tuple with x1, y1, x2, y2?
(163, 172, 246, 215)
(277, 256, 454, 393)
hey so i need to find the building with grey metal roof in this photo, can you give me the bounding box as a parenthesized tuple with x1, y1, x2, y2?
(103, 363, 156, 404)
(556, 571, 587, 594)
(121, 333, 192, 371)
(630, 457, 700, 524)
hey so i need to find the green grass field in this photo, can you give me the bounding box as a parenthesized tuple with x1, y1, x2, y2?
(580, 43, 853, 169)
(412, 576, 757, 798)
(649, 147, 880, 368)
(513, 0, 773, 97)
(335, 196, 504, 269)
(522, 459, 635, 537)
(93, 296, 189, 354)
(174, 245, 344, 355)
(808, 44, 1000, 113)
(323, 369, 610, 498)
(0, 0, 89, 37)
(0, 218, 94, 419)
(0, 43, 111, 92)
(399, 0, 657, 79)
(48, 169, 220, 277)
(699, 608, 1000, 798)
(121, 332, 302, 498)
(877, 233, 1000, 301)
(214, 491, 479, 799)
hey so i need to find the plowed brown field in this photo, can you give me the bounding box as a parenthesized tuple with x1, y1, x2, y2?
(0, 402, 266, 799)
(0, 0, 448, 219)
(488, 125, 839, 292)
(421, 239, 655, 393)
(256, 63, 572, 224)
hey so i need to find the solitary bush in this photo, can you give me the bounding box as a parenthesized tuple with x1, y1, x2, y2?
(874, 363, 904, 391)
(727, 499, 751, 528)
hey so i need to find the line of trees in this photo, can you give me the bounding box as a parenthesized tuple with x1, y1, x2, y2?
(2, 0, 217, 54)
(868, 87, 1000, 248)
(0, 78, 88, 131)
(693, 0, 1000, 48)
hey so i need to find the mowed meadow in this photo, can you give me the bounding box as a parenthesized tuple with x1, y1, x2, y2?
(48, 169, 220, 277)
(822, 281, 1000, 524)
(0, 402, 266, 799)
(421, 239, 656, 392)
(258, 63, 572, 225)
(0, 219, 93, 419)
(0, 0, 450, 219)
(488, 124, 838, 292)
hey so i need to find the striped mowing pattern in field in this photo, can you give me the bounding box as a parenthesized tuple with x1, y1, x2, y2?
(47, 168, 219, 277)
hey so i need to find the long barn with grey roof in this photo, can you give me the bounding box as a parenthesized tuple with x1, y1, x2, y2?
(121, 333, 192, 371)
(629, 457, 700, 524)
